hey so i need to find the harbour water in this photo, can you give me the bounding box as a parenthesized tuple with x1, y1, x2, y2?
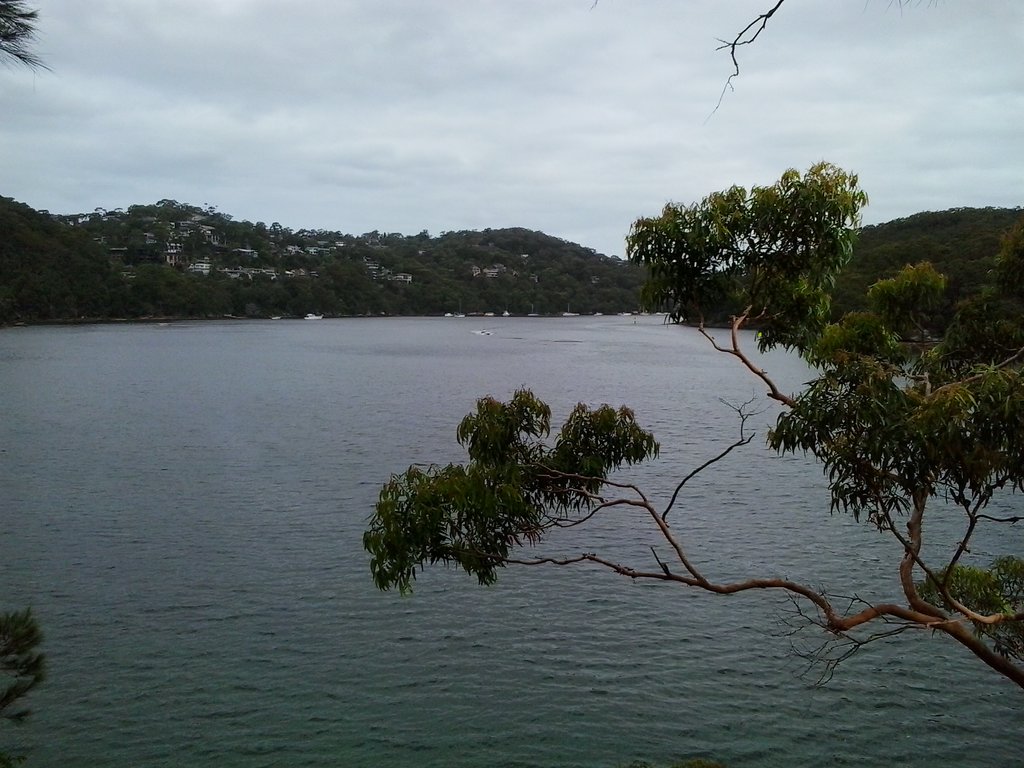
(1, 317, 1021, 767)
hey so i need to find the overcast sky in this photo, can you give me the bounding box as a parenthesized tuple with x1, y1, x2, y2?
(2, 1, 1021, 257)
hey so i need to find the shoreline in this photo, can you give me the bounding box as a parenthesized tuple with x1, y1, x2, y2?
(1, 311, 657, 329)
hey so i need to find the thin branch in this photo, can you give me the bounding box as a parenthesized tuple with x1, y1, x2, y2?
(977, 513, 1024, 524)
(943, 494, 987, 584)
(504, 554, 592, 567)
(698, 310, 797, 407)
(483, 547, 1023, 634)
(797, 624, 917, 686)
(541, 549, 945, 635)
(710, 0, 786, 115)
(542, 496, 651, 530)
(533, 466, 652, 507)
(454, 498, 1024, 685)
(650, 546, 672, 576)
(662, 396, 758, 522)
(930, 344, 1024, 398)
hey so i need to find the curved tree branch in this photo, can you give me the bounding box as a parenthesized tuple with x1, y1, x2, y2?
(698, 310, 797, 407)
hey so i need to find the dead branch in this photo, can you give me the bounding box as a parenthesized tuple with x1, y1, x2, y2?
(661, 395, 758, 522)
(711, 0, 786, 114)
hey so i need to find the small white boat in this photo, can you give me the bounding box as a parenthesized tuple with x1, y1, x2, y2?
(304, 313, 324, 320)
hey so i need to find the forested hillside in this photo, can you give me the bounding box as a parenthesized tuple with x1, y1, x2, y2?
(832, 207, 1023, 318)
(1, 196, 1020, 324)
(0, 198, 121, 321)
(0, 197, 644, 322)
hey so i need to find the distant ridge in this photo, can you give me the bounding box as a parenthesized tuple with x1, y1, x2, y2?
(833, 206, 1023, 315)
(1, 196, 1020, 324)
(0, 196, 645, 322)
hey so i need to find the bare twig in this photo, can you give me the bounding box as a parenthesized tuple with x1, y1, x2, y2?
(977, 513, 1024, 524)
(943, 495, 987, 584)
(710, 0, 786, 115)
(662, 395, 758, 522)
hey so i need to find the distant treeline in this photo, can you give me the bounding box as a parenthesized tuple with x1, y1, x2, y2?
(0, 197, 645, 322)
(832, 207, 1024, 321)
(1, 196, 1020, 325)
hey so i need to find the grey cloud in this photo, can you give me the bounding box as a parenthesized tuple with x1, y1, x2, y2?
(3, 1, 1021, 257)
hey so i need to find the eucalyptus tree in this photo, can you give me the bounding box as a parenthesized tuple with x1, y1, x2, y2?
(365, 162, 1024, 690)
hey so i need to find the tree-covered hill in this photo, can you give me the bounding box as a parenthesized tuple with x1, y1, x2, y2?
(832, 207, 1023, 318)
(1, 196, 1020, 324)
(0, 197, 646, 322)
(0, 197, 122, 322)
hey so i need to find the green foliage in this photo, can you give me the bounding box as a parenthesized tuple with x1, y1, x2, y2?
(772, 262, 1024, 528)
(805, 311, 905, 368)
(0, 197, 121, 323)
(363, 165, 1024, 685)
(0, 608, 43, 768)
(923, 215, 1024, 377)
(0, 197, 646, 322)
(833, 206, 1023, 322)
(627, 162, 867, 351)
(364, 389, 658, 593)
(866, 261, 946, 339)
(920, 558, 1024, 658)
(994, 216, 1024, 298)
(624, 165, 1024, 677)
(625, 168, 1024, 532)
(0, 608, 44, 724)
(773, 291, 1024, 529)
(767, 351, 1024, 529)
(930, 290, 1024, 381)
(769, 353, 919, 524)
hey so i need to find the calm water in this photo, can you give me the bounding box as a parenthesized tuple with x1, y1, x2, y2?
(1, 317, 1021, 767)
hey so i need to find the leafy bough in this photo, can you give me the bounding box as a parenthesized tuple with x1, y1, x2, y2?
(366, 164, 1024, 689)
(365, 390, 659, 594)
